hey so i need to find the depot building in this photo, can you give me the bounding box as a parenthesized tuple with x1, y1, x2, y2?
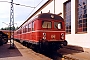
(27, 0, 89, 48)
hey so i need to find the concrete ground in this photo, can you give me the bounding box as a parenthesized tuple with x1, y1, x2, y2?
(0, 41, 90, 60)
(58, 45, 90, 60)
(0, 41, 51, 60)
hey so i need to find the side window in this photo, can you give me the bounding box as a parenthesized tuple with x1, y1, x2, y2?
(20, 30, 21, 34)
(23, 27, 25, 33)
(23, 27, 24, 33)
(32, 22, 34, 31)
(26, 25, 28, 32)
(42, 21, 52, 28)
(28, 23, 31, 32)
(54, 22, 62, 29)
(24, 27, 25, 33)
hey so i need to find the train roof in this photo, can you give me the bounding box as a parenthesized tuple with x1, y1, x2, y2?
(37, 13, 64, 20)
(18, 0, 53, 29)
(21, 13, 64, 27)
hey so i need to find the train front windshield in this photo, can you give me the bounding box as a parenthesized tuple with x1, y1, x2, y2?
(42, 21, 52, 29)
(42, 21, 62, 29)
(54, 22, 62, 29)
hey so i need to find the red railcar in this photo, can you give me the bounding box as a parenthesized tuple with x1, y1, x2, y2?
(14, 13, 67, 51)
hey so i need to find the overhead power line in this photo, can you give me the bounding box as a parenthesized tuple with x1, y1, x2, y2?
(0, 1, 35, 8)
(26, 0, 43, 18)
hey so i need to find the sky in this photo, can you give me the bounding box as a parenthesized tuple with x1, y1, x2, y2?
(0, 0, 47, 29)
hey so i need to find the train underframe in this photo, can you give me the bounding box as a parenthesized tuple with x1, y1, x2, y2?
(38, 40, 67, 52)
(15, 39, 67, 52)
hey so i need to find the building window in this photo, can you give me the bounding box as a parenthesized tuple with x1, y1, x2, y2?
(64, 0, 71, 34)
(76, 0, 87, 33)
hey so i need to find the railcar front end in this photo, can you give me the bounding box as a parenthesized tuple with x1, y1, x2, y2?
(36, 21, 67, 51)
(34, 13, 68, 51)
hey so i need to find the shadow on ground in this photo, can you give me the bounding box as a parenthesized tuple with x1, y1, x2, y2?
(39, 45, 84, 60)
(58, 45, 84, 54)
(0, 43, 22, 58)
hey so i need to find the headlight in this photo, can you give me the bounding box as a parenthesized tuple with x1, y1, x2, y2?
(43, 37, 46, 40)
(43, 33, 46, 40)
(43, 33, 46, 36)
(61, 33, 64, 40)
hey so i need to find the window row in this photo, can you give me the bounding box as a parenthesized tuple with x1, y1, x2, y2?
(22, 22, 34, 33)
(64, 0, 87, 34)
(42, 21, 62, 29)
(17, 21, 63, 34)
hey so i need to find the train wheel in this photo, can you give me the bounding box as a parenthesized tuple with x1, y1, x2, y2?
(27, 43, 30, 48)
(30, 44, 34, 49)
(0, 40, 3, 46)
(22, 41, 26, 46)
(63, 40, 68, 46)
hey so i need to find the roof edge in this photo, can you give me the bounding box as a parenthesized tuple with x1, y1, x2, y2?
(19, 0, 53, 28)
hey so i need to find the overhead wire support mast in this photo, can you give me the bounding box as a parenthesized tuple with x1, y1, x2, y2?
(9, 0, 15, 49)
(0, 0, 35, 49)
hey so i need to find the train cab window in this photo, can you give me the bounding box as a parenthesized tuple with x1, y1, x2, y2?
(42, 21, 52, 28)
(54, 22, 62, 29)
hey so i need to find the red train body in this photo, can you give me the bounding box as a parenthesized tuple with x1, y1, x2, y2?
(14, 13, 67, 51)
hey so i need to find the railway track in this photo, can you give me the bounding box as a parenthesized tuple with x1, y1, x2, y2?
(16, 40, 90, 60)
(51, 47, 90, 60)
(34, 46, 90, 60)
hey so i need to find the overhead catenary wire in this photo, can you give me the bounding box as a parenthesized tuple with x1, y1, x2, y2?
(0, 0, 44, 19)
(0, 0, 44, 25)
(26, 0, 44, 19)
(0, 1, 35, 8)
